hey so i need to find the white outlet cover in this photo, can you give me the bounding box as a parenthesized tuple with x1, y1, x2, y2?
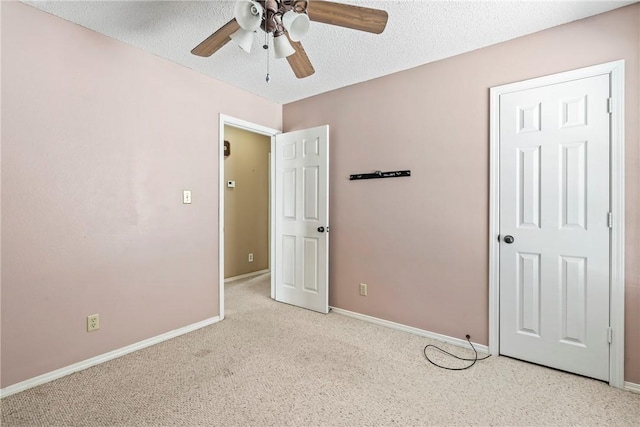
(183, 190, 192, 204)
(87, 314, 100, 331)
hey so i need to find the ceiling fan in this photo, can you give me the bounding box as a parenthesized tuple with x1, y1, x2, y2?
(191, 0, 388, 80)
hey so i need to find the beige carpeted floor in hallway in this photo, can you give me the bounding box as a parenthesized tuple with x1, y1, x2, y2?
(2, 272, 639, 426)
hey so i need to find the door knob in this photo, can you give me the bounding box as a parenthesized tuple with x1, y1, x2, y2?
(503, 235, 514, 244)
(317, 226, 325, 233)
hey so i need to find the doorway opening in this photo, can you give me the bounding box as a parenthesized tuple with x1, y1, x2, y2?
(223, 126, 270, 280)
(218, 114, 280, 320)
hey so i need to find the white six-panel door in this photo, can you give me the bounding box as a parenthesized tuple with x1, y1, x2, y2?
(274, 126, 329, 314)
(499, 74, 611, 381)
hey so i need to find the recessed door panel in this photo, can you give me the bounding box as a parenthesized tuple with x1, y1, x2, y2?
(561, 141, 587, 230)
(282, 236, 296, 288)
(517, 253, 541, 336)
(517, 103, 541, 133)
(303, 137, 319, 158)
(283, 169, 296, 220)
(283, 141, 296, 160)
(303, 238, 319, 293)
(560, 96, 587, 128)
(561, 256, 587, 346)
(304, 166, 319, 221)
(517, 146, 541, 229)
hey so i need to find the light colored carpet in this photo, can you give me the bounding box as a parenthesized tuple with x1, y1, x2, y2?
(1, 272, 639, 426)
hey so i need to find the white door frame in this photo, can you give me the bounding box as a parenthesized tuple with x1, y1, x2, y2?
(488, 60, 625, 388)
(218, 114, 281, 320)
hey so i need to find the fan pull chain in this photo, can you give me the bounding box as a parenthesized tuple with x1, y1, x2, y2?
(264, 30, 271, 83)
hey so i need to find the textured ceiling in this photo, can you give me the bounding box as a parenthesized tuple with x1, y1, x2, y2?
(23, 0, 634, 104)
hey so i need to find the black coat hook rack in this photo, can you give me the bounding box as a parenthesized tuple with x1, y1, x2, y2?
(349, 170, 411, 181)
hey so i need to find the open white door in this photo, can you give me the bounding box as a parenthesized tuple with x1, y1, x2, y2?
(274, 125, 329, 314)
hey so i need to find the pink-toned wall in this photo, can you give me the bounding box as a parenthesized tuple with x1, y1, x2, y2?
(2, 1, 639, 391)
(0, 2, 281, 388)
(284, 4, 640, 383)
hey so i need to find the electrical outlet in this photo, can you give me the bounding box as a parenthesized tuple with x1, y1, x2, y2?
(359, 283, 367, 296)
(87, 314, 99, 332)
(248, 253, 254, 262)
(183, 190, 192, 204)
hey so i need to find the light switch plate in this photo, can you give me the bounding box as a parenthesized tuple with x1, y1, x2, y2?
(183, 190, 192, 204)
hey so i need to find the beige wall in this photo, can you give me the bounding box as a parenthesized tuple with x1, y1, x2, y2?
(223, 126, 271, 278)
(283, 4, 640, 383)
(0, 2, 281, 388)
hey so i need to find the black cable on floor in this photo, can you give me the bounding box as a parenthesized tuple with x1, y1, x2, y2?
(423, 335, 491, 371)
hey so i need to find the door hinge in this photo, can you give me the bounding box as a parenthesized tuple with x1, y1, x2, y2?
(607, 212, 613, 229)
(607, 98, 613, 114)
(607, 327, 613, 344)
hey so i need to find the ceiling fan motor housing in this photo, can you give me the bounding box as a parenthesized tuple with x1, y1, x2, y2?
(255, 0, 309, 34)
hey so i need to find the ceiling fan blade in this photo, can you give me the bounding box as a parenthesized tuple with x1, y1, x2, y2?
(307, 1, 388, 34)
(191, 18, 241, 57)
(286, 36, 315, 79)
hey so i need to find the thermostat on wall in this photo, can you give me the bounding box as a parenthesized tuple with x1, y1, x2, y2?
(227, 180, 236, 188)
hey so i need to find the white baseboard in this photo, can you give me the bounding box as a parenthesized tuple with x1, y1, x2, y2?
(625, 381, 640, 394)
(224, 269, 269, 283)
(330, 307, 489, 354)
(331, 308, 640, 389)
(0, 316, 220, 399)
